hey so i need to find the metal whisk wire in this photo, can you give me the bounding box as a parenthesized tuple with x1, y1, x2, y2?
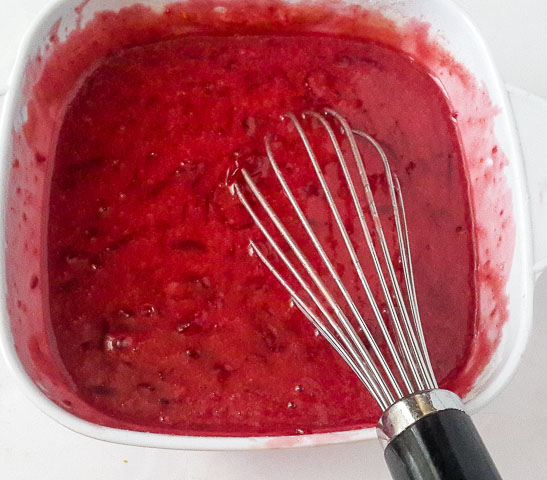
(233, 110, 437, 410)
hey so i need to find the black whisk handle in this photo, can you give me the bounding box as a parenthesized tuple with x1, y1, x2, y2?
(377, 390, 501, 480)
(383, 407, 502, 480)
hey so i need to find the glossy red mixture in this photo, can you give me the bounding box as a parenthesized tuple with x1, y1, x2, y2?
(48, 35, 475, 435)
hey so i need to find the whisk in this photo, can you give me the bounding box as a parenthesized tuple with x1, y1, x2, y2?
(233, 109, 502, 480)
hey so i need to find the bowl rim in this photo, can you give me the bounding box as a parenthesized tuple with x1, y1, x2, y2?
(0, 0, 534, 450)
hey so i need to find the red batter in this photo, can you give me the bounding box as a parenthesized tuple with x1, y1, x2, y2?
(48, 35, 474, 435)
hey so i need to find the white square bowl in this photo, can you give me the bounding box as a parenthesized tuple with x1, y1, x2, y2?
(0, 0, 537, 449)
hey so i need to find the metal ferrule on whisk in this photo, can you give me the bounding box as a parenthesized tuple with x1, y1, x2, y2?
(376, 389, 466, 448)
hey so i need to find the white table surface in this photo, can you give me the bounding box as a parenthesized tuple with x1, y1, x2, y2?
(1, 1, 547, 478)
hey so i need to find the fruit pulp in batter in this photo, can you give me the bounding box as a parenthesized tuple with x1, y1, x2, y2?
(48, 34, 475, 436)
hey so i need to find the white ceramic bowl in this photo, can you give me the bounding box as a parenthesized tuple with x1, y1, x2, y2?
(0, 0, 545, 450)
